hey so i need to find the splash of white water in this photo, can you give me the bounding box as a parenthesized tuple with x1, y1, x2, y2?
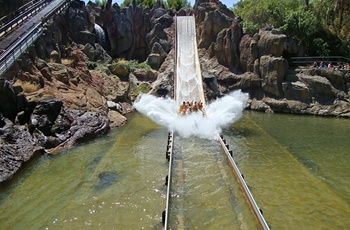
(133, 90, 249, 140)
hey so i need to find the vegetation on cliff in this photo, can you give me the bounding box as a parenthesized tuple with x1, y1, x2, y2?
(233, 0, 350, 58)
(109, 0, 190, 11)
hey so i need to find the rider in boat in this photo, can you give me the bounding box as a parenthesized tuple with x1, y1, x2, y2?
(179, 100, 206, 116)
(179, 101, 186, 115)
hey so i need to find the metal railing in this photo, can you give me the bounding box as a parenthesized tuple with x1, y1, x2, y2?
(163, 132, 174, 229)
(0, 0, 73, 78)
(0, 24, 43, 77)
(0, 0, 44, 26)
(290, 56, 350, 67)
(0, 0, 48, 38)
(218, 135, 270, 230)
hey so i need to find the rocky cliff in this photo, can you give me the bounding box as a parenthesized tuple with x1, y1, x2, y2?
(191, 1, 350, 117)
(1, 0, 350, 183)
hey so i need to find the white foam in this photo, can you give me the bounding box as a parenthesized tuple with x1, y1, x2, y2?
(133, 90, 248, 140)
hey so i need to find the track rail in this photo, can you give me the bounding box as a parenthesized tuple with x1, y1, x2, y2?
(0, 0, 73, 78)
(163, 132, 174, 229)
(0, 0, 48, 39)
(290, 56, 350, 67)
(218, 135, 270, 229)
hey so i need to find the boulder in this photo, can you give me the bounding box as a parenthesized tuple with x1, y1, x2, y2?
(115, 81, 130, 102)
(299, 75, 338, 99)
(47, 63, 71, 84)
(48, 108, 110, 153)
(108, 63, 129, 79)
(152, 14, 173, 30)
(146, 23, 168, 55)
(133, 5, 152, 61)
(94, 43, 113, 65)
(0, 79, 25, 121)
(0, 117, 44, 183)
(133, 68, 158, 82)
(29, 98, 62, 136)
(147, 42, 167, 70)
(239, 35, 252, 72)
(259, 55, 288, 97)
(282, 81, 311, 101)
(202, 71, 221, 100)
(65, 1, 94, 42)
(40, 67, 53, 81)
(146, 53, 162, 70)
(149, 51, 175, 97)
(258, 27, 287, 57)
(107, 101, 122, 111)
(75, 30, 96, 46)
(287, 100, 309, 114)
(197, 9, 234, 49)
(236, 72, 262, 90)
(108, 110, 127, 128)
(308, 68, 345, 91)
(82, 43, 96, 61)
(214, 20, 243, 70)
(101, 3, 134, 58)
(50, 50, 61, 63)
(263, 97, 289, 113)
(34, 58, 49, 70)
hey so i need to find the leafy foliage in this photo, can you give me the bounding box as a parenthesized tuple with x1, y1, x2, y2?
(127, 60, 151, 72)
(233, 0, 350, 57)
(166, 0, 190, 11)
(120, 0, 190, 10)
(93, 0, 108, 7)
(87, 61, 97, 70)
(120, 0, 158, 8)
(113, 59, 151, 73)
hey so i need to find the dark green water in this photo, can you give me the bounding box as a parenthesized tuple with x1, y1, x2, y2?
(224, 111, 350, 229)
(0, 111, 349, 229)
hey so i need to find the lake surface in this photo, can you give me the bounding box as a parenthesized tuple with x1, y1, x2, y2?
(0, 111, 349, 229)
(224, 111, 350, 229)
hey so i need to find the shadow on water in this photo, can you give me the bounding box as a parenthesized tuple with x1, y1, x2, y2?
(86, 152, 105, 171)
(94, 171, 119, 191)
(293, 153, 320, 172)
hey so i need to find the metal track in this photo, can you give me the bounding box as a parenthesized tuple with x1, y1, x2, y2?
(218, 134, 270, 229)
(163, 132, 174, 229)
(0, 0, 48, 38)
(0, 0, 73, 78)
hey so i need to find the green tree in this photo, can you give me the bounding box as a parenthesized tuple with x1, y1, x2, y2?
(233, 0, 350, 57)
(166, 0, 190, 11)
(120, 0, 189, 10)
(94, 0, 108, 7)
(233, 0, 270, 35)
(120, 0, 157, 8)
(280, 8, 318, 43)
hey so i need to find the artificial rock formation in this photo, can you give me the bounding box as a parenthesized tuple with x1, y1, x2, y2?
(1, 0, 350, 185)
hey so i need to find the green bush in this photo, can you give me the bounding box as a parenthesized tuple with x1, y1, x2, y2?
(87, 61, 97, 70)
(128, 60, 151, 72)
(94, 0, 108, 7)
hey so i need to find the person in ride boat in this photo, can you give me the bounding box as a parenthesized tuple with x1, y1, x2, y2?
(179, 101, 187, 115)
(193, 102, 198, 112)
(188, 101, 193, 113)
(198, 101, 206, 116)
(179, 100, 205, 116)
